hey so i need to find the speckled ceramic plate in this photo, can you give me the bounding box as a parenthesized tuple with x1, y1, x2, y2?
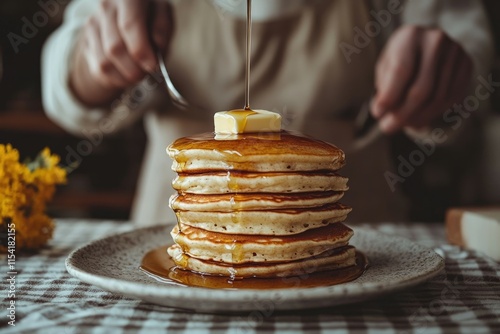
(66, 225, 444, 312)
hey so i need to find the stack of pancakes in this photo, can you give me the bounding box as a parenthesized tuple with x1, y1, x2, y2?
(167, 131, 355, 278)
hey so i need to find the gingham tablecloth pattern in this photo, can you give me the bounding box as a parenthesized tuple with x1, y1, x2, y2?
(1, 219, 499, 334)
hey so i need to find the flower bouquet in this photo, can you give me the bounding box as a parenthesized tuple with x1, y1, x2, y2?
(0, 145, 66, 252)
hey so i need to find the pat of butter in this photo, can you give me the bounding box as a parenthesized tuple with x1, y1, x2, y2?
(214, 109, 282, 134)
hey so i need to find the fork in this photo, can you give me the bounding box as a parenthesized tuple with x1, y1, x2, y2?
(157, 51, 192, 110)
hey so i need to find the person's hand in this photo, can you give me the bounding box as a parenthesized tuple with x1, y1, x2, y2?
(70, 0, 173, 107)
(371, 25, 473, 134)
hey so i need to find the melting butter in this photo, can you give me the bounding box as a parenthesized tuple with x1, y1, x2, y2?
(214, 109, 282, 134)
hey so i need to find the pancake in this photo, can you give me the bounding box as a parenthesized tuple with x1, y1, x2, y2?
(171, 223, 353, 263)
(172, 171, 349, 194)
(175, 202, 352, 235)
(167, 244, 356, 278)
(166, 128, 356, 279)
(169, 191, 345, 211)
(167, 131, 345, 173)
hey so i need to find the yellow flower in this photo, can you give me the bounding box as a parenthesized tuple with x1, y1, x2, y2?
(0, 145, 66, 252)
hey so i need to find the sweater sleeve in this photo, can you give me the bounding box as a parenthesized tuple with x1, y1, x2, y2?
(41, 0, 154, 136)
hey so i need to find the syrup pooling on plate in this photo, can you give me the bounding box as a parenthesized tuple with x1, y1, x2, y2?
(140, 246, 368, 289)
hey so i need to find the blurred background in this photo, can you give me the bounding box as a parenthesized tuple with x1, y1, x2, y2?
(0, 0, 145, 219)
(1, 0, 500, 222)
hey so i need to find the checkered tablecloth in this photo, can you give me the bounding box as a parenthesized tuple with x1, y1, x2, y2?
(1, 219, 499, 334)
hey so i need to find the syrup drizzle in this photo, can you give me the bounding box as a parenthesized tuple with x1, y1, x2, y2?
(226, 109, 257, 133)
(244, 0, 252, 110)
(226, 0, 255, 130)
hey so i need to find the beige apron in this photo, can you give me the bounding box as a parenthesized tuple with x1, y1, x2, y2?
(131, 0, 409, 225)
